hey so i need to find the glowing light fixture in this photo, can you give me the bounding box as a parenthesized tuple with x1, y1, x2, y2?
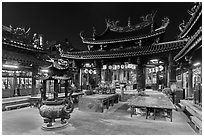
(150, 59, 158, 64)
(41, 69, 49, 73)
(3, 64, 18, 68)
(193, 62, 201, 67)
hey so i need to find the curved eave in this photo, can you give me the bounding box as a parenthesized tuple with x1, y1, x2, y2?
(2, 25, 12, 32)
(2, 50, 50, 66)
(62, 39, 187, 59)
(178, 3, 202, 39)
(174, 26, 202, 62)
(82, 28, 166, 45)
(2, 38, 46, 53)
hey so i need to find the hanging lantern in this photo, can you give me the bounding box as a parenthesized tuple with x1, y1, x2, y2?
(84, 69, 88, 73)
(117, 65, 120, 69)
(108, 65, 113, 70)
(155, 67, 159, 72)
(159, 65, 164, 71)
(113, 65, 117, 70)
(125, 64, 128, 69)
(132, 64, 136, 69)
(93, 70, 97, 74)
(102, 65, 107, 70)
(89, 69, 93, 74)
(121, 65, 124, 69)
(128, 64, 132, 69)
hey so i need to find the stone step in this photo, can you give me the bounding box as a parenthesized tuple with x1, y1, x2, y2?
(180, 100, 202, 121)
(5, 103, 30, 111)
(2, 96, 30, 103)
(3, 98, 29, 105)
(190, 116, 202, 134)
(2, 98, 30, 111)
(177, 103, 186, 111)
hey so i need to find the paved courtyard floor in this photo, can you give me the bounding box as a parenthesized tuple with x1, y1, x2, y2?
(2, 101, 196, 135)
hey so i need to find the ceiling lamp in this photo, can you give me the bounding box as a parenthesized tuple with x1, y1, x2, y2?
(193, 62, 201, 67)
(3, 64, 18, 69)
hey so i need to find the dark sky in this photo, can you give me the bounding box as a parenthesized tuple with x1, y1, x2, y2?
(2, 2, 194, 50)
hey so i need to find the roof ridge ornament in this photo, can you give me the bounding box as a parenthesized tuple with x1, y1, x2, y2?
(128, 17, 131, 27)
(154, 17, 170, 31)
(179, 20, 186, 32)
(140, 11, 156, 23)
(92, 27, 96, 40)
(161, 17, 170, 28)
(178, 2, 201, 39)
(79, 31, 84, 40)
(11, 26, 31, 36)
(187, 4, 197, 16)
(105, 19, 120, 28)
(105, 11, 157, 33)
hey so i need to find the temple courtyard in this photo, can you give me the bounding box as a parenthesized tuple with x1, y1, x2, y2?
(2, 99, 196, 135)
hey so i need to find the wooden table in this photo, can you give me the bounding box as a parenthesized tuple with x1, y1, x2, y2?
(128, 93, 175, 122)
(78, 94, 119, 112)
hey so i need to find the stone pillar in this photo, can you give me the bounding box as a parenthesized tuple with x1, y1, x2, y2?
(188, 68, 193, 97)
(13, 71, 17, 96)
(167, 54, 176, 88)
(143, 66, 146, 89)
(87, 73, 89, 90)
(31, 67, 38, 97)
(136, 57, 145, 91)
(167, 54, 177, 103)
(164, 64, 168, 88)
(185, 56, 193, 98)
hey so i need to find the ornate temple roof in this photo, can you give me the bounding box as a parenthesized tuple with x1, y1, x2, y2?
(2, 25, 50, 67)
(3, 37, 45, 53)
(175, 2, 202, 62)
(80, 12, 170, 45)
(178, 2, 202, 39)
(62, 39, 187, 59)
(2, 25, 45, 52)
(174, 25, 202, 62)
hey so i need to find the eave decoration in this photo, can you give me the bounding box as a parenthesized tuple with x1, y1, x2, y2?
(62, 39, 187, 59)
(174, 26, 202, 62)
(178, 2, 202, 38)
(105, 11, 156, 33)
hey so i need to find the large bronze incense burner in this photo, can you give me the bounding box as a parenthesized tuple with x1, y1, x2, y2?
(39, 90, 74, 130)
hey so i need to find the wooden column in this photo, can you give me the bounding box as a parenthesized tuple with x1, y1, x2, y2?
(54, 79, 59, 100)
(185, 56, 193, 98)
(188, 68, 193, 97)
(168, 54, 176, 88)
(31, 67, 37, 97)
(143, 66, 146, 89)
(136, 57, 145, 91)
(164, 64, 168, 88)
(42, 80, 46, 100)
(79, 69, 82, 90)
(13, 71, 17, 96)
(180, 65, 185, 99)
(65, 80, 68, 97)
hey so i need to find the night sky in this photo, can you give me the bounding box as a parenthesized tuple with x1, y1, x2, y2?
(2, 2, 194, 50)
